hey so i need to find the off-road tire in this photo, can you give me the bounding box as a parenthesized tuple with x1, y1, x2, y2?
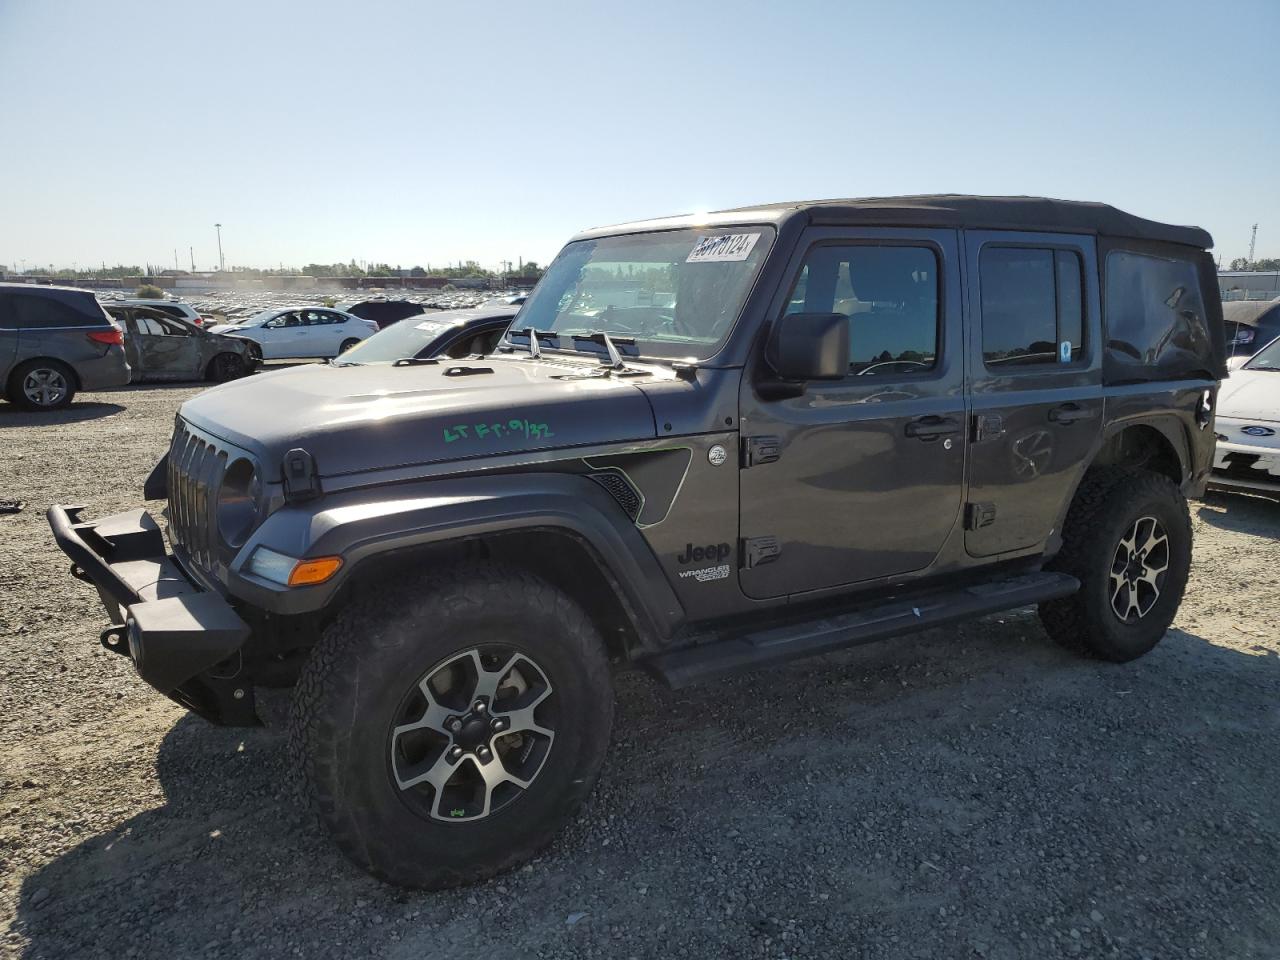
(9, 358, 76, 411)
(1039, 467, 1191, 661)
(288, 563, 614, 889)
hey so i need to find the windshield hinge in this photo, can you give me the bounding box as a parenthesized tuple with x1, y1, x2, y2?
(282, 448, 321, 503)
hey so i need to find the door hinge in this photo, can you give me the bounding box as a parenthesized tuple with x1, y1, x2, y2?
(964, 502, 997, 530)
(741, 435, 782, 468)
(741, 536, 781, 569)
(972, 414, 1005, 443)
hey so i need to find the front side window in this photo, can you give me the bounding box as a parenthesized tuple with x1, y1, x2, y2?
(981, 247, 1084, 367)
(516, 227, 774, 360)
(784, 244, 939, 376)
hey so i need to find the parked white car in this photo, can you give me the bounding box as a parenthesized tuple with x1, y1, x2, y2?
(207, 308, 378, 360)
(1211, 335, 1280, 499)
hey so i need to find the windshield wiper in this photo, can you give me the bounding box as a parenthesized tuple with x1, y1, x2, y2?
(571, 332, 632, 369)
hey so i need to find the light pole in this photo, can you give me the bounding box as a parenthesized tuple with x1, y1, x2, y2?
(215, 223, 225, 272)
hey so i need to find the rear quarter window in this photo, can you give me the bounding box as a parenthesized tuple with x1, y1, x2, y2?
(5, 291, 108, 329)
(1103, 250, 1215, 383)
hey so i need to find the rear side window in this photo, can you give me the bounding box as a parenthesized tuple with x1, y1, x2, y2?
(1104, 250, 1213, 382)
(785, 244, 939, 376)
(6, 292, 102, 329)
(980, 247, 1083, 367)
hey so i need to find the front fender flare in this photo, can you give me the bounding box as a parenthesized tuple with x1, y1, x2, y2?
(225, 472, 685, 640)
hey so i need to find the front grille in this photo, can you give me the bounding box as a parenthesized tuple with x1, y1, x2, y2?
(167, 419, 231, 573)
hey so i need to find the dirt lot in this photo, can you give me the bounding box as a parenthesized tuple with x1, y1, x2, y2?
(2, 382, 1278, 960)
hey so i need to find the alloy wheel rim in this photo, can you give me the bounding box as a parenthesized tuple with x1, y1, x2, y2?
(389, 647, 556, 823)
(22, 368, 67, 407)
(1109, 515, 1169, 622)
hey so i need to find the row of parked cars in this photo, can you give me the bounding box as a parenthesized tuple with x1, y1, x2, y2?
(0, 283, 522, 410)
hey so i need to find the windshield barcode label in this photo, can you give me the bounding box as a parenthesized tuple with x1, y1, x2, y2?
(686, 233, 760, 263)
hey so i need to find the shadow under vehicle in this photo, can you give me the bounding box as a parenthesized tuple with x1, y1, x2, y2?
(105, 304, 257, 383)
(45, 195, 1227, 890)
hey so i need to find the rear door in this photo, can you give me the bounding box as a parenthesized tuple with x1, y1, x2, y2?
(964, 231, 1103, 557)
(738, 227, 966, 599)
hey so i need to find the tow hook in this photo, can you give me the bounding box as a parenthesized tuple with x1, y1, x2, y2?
(100, 624, 130, 657)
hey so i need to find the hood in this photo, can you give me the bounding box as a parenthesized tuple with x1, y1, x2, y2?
(1218, 368, 1280, 423)
(179, 355, 659, 477)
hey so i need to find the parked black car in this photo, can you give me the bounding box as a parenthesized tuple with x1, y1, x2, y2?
(336, 298, 425, 329)
(48, 196, 1225, 889)
(337, 306, 518, 365)
(105, 305, 257, 382)
(1, 283, 130, 410)
(1222, 299, 1280, 357)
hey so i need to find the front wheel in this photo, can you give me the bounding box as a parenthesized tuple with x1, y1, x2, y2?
(288, 564, 614, 888)
(1039, 468, 1192, 661)
(206, 352, 246, 382)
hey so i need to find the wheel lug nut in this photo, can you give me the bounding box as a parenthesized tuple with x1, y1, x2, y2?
(477, 746, 491, 762)
(447, 718, 463, 733)
(491, 717, 506, 732)
(448, 745, 463, 761)
(473, 700, 487, 714)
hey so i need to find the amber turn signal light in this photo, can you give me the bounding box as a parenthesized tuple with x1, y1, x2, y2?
(287, 556, 343, 587)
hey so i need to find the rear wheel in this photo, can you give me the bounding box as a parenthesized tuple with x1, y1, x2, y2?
(206, 352, 246, 382)
(1039, 468, 1191, 661)
(289, 564, 613, 888)
(338, 338, 361, 354)
(10, 359, 76, 411)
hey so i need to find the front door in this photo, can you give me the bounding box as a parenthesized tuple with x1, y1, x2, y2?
(963, 231, 1103, 557)
(738, 228, 967, 600)
(133, 312, 202, 377)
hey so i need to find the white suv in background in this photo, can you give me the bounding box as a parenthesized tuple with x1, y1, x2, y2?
(117, 298, 206, 327)
(206, 307, 378, 359)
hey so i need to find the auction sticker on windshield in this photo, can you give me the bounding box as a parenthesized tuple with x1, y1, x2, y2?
(686, 233, 760, 263)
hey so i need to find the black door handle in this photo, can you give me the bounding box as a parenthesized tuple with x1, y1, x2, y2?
(905, 416, 961, 440)
(1048, 403, 1097, 425)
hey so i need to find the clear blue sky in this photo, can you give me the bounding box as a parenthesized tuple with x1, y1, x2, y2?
(1, 0, 1276, 273)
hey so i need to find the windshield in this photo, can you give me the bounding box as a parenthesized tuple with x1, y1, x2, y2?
(339, 316, 457, 363)
(1244, 335, 1280, 371)
(513, 227, 774, 360)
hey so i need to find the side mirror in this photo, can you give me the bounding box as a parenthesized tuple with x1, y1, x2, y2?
(768, 312, 849, 381)
(1226, 355, 1248, 372)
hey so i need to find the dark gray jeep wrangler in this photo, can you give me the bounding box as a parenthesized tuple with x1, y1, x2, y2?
(49, 196, 1226, 888)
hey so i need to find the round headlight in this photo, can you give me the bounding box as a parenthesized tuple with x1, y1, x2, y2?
(217, 458, 261, 548)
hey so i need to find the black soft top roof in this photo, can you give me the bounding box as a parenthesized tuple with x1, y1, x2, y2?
(578, 195, 1212, 250)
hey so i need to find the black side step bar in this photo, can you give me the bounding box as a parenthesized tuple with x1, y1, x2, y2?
(647, 572, 1079, 690)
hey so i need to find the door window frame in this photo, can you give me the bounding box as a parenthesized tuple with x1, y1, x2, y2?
(756, 226, 961, 389)
(965, 230, 1100, 387)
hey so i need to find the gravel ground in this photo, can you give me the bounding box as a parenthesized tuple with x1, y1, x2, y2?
(2, 381, 1279, 960)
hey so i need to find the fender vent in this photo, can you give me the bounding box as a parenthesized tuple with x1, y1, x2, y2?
(588, 469, 642, 521)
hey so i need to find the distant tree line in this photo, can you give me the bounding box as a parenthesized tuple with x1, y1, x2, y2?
(1228, 257, 1280, 271)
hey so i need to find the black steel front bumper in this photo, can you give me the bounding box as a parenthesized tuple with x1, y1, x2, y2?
(47, 504, 259, 725)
